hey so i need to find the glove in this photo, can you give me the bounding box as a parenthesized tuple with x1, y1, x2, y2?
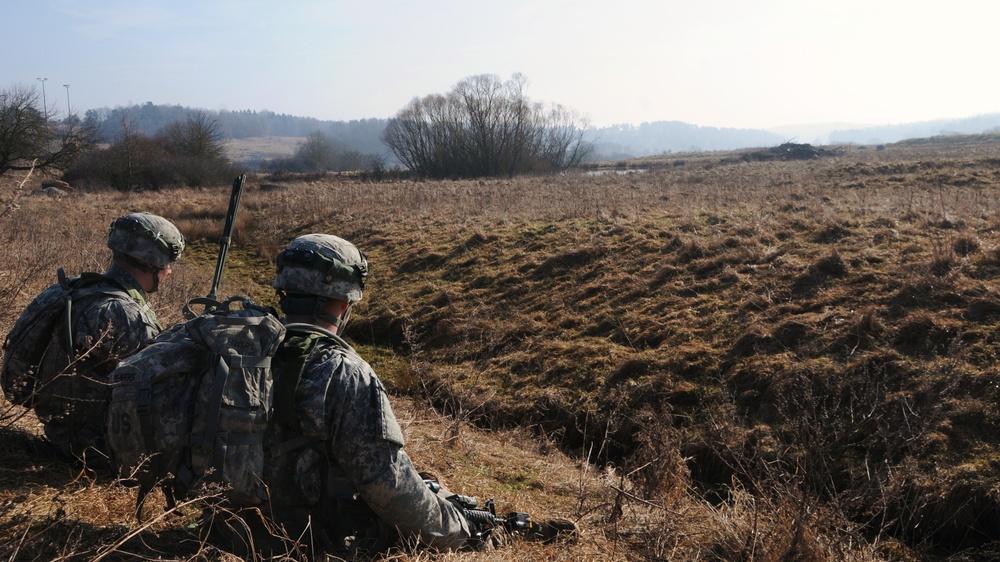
(526, 518, 580, 543)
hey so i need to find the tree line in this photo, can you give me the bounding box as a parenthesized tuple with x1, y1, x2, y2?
(0, 88, 384, 189)
(83, 103, 389, 156)
(1, 74, 595, 189)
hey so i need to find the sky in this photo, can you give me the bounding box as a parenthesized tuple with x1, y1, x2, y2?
(5, 0, 1000, 131)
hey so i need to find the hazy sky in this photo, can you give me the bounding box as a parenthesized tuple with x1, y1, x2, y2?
(6, 0, 999, 130)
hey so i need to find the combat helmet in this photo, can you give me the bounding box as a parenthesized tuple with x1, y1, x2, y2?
(273, 234, 367, 303)
(273, 234, 368, 330)
(107, 212, 185, 269)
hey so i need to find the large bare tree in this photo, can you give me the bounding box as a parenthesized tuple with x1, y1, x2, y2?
(155, 110, 226, 161)
(383, 74, 592, 179)
(0, 84, 100, 176)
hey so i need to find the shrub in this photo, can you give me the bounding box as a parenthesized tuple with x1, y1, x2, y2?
(63, 111, 237, 190)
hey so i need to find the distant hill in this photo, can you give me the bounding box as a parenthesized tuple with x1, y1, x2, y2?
(764, 114, 1000, 146)
(764, 122, 868, 145)
(584, 114, 1000, 158)
(81, 102, 1000, 164)
(826, 114, 1000, 145)
(583, 121, 785, 160)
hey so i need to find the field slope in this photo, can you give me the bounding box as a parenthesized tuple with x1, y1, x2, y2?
(4, 139, 1000, 560)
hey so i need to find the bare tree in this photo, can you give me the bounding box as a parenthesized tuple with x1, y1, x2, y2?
(383, 93, 457, 178)
(536, 104, 593, 171)
(297, 131, 338, 170)
(156, 110, 225, 161)
(115, 110, 145, 190)
(0, 84, 100, 176)
(383, 74, 592, 179)
(264, 130, 367, 173)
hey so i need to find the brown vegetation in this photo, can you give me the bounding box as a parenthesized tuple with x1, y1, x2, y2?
(4, 139, 1000, 559)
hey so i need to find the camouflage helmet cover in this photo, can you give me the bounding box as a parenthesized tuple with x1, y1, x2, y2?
(273, 234, 368, 303)
(107, 212, 185, 268)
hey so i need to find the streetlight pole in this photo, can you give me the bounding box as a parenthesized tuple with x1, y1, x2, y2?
(63, 84, 71, 118)
(36, 77, 48, 122)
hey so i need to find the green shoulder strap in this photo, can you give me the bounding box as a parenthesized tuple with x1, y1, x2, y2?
(272, 329, 327, 429)
(272, 324, 355, 429)
(100, 273, 162, 331)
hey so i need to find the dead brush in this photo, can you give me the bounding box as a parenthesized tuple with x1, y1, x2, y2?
(928, 233, 959, 276)
(157, 192, 255, 245)
(951, 232, 980, 257)
(8, 144, 1000, 559)
(791, 250, 848, 295)
(0, 164, 34, 222)
(698, 486, 883, 562)
(0, 212, 118, 359)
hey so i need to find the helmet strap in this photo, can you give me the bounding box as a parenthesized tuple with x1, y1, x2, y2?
(114, 253, 161, 293)
(278, 292, 352, 333)
(314, 298, 352, 333)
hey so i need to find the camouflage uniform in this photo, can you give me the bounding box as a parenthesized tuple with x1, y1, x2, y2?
(262, 327, 469, 557)
(262, 234, 471, 557)
(37, 264, 162, 460)
(32, 212, 183, 462)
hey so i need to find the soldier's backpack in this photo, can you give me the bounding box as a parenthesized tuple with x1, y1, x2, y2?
(1, 269, 138, 406)
(105, 296, 286, 516)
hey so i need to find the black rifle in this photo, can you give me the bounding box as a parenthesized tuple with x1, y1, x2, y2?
(183, 174, 246, 318)
(208, 174, 246, 301)
(425, 480, 540, 545)
(454, 495, 539, 534)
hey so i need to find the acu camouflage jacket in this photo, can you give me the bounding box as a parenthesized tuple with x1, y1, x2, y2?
(37, 264, 161, 458)
(265, 324, 471, 554)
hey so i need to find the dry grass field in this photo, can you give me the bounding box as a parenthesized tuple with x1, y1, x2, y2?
(222, 136, 300, 164)
(4, 137, 1000, 560)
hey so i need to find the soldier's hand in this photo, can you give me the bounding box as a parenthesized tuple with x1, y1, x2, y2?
(525, 518, 580, 543)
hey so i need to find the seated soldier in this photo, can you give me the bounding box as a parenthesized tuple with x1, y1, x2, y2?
(256, 233, 471, 557)
(6, 212, 183, 464)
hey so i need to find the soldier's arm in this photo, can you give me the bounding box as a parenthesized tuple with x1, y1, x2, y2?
(319, 360, 472, 550)
(75, 298, 157, 376)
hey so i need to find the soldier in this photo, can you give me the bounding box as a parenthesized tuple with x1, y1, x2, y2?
(252, 233, 472, 557)
(29, 212, 183, 463)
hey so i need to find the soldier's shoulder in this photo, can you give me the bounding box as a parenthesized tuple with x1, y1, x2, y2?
(77, 290, 154, 332)
(80, 290, 144, 315)
(306, 339, 381, 386)
(314, 337, 372, 367)
(74, 278, 137, 306)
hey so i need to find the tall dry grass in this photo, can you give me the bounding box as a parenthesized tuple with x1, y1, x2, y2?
(4, 140, 1000, 559)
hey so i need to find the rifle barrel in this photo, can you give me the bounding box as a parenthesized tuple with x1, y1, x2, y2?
(207, 174, 246, 301)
